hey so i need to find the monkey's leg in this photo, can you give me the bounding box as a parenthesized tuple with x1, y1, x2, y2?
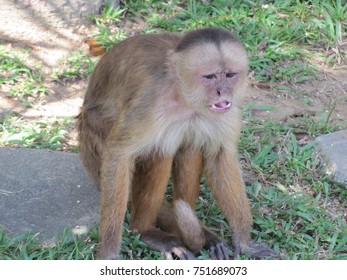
(158, 148, 231, 259)
(172, 148, 206, 254)
(205, 150, 276, 259)
(130, 155, 194, 260)
(98, 154, 134, 260)
(172, 148, 202, 207)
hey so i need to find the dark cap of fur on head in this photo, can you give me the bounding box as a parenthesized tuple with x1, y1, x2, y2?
(175, 28, 237, 52)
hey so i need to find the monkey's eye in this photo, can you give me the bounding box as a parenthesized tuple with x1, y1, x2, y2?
(226, 72, 237, 78)
(203, 74, 217, 80)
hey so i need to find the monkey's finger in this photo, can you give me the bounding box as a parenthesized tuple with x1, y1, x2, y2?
(232, 245, 241, 259)
(210, 246, 217, 260)
(246, 242, 278, 258)
(209, 242, 230, 260)
(209, 245, 222, 260)
(216, 242, 230, 260)
(253, 247, 278, 258)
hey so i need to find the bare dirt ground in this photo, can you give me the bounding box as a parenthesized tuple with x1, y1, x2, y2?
(0, 0, 95, 119)
(249, 68, 347, 124)
(1, 0, 347, 141)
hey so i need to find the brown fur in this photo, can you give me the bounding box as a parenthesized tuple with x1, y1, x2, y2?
(78, 28, 275, 259)
(204, 149, 252, 254)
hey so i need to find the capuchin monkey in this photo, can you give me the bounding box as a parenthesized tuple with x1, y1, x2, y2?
(78, 27, 276, 260)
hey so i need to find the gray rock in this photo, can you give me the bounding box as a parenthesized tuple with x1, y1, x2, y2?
(0, 147, 99, 243)
(316, 130, 347, 186)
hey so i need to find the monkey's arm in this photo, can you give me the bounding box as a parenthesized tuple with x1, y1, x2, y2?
(205, 149, 276, 259)
(97, 149, 134, 260)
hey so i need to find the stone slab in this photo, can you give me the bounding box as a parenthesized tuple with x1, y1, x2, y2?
(316, 130, 347, 186)
(0, 147, 99, 243)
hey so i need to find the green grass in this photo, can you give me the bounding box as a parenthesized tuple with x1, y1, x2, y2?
(0, 47, 48, 108)
(0, 111, 71, 150)
(1, 0, 346, 260)
(238, 110, 347, 259)
(52, 51, 95, 82)
(0, 228, 98, 260)
(91, 0, 346, 81)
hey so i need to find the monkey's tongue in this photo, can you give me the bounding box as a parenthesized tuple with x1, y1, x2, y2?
(211, 101, 231, 111)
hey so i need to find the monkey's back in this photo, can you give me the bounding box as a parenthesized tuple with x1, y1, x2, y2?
(78, 33, 181, 187)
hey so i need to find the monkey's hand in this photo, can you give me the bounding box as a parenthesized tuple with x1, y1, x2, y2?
(235, 242, 278, 259)
(209, 240, 230, 260)
(204, 228, 231, 260)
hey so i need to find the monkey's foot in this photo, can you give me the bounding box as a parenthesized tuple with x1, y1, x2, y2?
(164, 246, 195, 260)
(140, 229, 195, 260)
(236, 242, 277, 259)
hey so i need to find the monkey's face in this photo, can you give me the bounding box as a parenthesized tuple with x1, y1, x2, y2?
(200, 69, 239, 114)
(173, 42, 248, 116)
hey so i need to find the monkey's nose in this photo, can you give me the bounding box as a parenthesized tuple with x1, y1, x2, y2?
(215, 85, 230, 97)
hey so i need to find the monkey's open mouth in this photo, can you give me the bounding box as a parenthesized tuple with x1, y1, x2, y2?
(209, 101, 231, 113)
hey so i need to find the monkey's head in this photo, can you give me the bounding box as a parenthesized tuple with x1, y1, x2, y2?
(171, 28, 249, 115)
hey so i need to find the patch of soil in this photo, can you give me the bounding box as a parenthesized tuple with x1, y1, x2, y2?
(247, 68, 347, 125)
(1, 0, 96, 119)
